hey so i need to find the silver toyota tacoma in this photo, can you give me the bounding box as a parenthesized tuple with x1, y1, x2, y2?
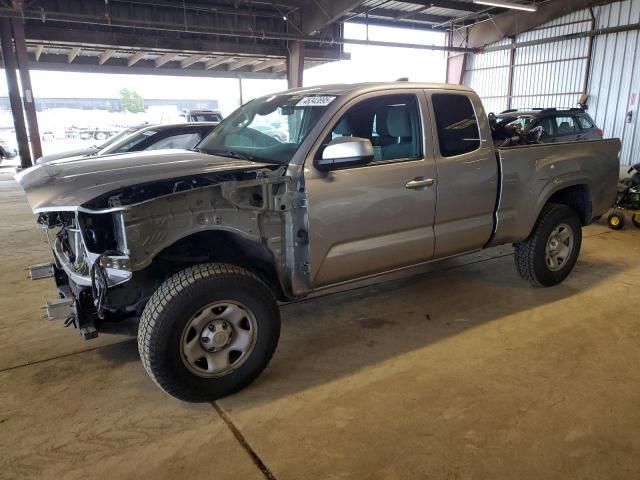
(16, 83, 620, 402)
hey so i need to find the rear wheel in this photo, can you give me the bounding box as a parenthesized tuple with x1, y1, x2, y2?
(607, 212, 625, 230)
(515, 203, 582, 287)
(138, 263, 280, 402)
(632, 213, 640, 228)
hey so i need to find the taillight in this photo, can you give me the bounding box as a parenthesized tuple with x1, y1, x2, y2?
(597, 128, 604, 137)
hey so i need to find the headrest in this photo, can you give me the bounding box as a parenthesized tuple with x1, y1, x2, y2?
(375, 108, 391, 136)
(334, 117, 353, 135)
(387, 106, 411, 137)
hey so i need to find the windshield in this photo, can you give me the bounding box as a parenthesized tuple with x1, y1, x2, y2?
(98, 126, 143, 149)
(98, 129, 156, 155)
(197, 93, 336, 164)
(189, 113, 221, 122)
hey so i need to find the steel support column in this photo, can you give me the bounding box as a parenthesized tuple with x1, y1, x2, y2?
(287, 41, 304, 89)
(506, 36, 516, 109)
(11, 16, 42, 160)
(0, 18, 30, 167)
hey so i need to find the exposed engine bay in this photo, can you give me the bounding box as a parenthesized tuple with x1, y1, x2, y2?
(30, 166, 300, 340)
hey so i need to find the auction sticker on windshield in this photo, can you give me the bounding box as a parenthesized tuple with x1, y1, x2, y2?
(296, 96, 336, 107)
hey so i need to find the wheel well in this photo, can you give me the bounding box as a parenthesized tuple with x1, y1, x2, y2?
(151, 230, 287, 300)
(547, 184, 592, 225)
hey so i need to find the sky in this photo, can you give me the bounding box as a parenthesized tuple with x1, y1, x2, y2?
(0, 23, 447, 115)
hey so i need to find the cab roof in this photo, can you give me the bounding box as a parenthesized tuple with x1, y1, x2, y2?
(277, 82, 475, 97)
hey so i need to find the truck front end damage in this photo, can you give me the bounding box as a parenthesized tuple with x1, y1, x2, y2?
(35, 208, 134, 339)
(17, 152, 302, 340)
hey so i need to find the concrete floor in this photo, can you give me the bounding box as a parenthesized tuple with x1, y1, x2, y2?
(1, 166, 640, 480)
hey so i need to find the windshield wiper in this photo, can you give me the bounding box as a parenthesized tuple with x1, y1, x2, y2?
(200, 148, 283, 165)
(206, 149, 253, 161)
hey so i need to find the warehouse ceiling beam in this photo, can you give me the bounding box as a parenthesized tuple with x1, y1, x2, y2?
(227, 58, 256, 71)
(252, 58, 285, 72)
(154, 51, 177, 67)
(127, 50, 146, 66)
(0, 6, 471, 54)
(346, 16, 448, 31)
(67, 46, 80, 63)
(480, 21, 640, 52)
(349, 6, 452, 25)
(180, 53, 205, 69)
(205, 57, 232, 70)
(395, 0, 487, 14)
(457, 0, 617, 48)
(98, 49, 115, 64)
(34, 44, 43, 61)
(298, 0, 366, 34)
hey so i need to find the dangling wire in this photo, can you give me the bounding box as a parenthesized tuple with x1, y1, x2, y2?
(90, 250, 121, 318)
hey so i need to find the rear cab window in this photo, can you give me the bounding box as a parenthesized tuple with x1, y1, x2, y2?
(431, 93, 480, 157)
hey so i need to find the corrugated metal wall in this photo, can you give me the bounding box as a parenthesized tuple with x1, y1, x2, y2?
(463, 38, 511, 114)
(589, 0, 640, 166)
(512, 11, 592, 109)
(464, 0, 640, 164)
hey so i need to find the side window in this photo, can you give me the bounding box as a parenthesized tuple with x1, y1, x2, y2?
(324, 94, 422, 163)
(432, 94, 480, 157)
(536, 117, 555, 136)
(577, 115, 595, 129)
(147, 132, 202, 150)
(554, 116, 578, 135)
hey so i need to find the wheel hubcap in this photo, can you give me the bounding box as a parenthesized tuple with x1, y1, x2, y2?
(180, 301, 257, 378)
(545, 223, 574, 272)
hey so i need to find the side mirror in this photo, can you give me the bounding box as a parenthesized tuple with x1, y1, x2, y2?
(315, 137, 374, 171)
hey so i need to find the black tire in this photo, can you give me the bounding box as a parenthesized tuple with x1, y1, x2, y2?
(607, 212, 625, 230)
(632, 213, 640, 229)
(138, 263, 280, 402)
(514, 203, 582, 287)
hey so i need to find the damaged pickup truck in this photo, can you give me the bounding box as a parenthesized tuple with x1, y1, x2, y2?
(17, 83, 620, 402)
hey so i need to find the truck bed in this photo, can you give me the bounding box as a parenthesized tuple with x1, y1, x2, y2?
(490, 139, 621, 245)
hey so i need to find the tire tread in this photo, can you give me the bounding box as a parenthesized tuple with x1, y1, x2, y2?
(138, 263, 278, 401)
(514, 203, 580, 287)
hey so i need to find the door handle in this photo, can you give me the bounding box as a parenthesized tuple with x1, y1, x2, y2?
(405, 177, 434, 189)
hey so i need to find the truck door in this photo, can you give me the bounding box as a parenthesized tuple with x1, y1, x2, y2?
(304, 91, 437, 288)
(427, 91, 499, 257)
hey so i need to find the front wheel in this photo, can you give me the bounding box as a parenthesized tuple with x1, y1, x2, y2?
(514, 203, 582, 287)
(138, 263, 280, 402)
(632, 213, 640, 228)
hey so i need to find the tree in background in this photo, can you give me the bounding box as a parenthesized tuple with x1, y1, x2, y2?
(119, 88, 145, 113)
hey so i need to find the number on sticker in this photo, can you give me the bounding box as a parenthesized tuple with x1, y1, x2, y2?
(296, 96, 336, 107)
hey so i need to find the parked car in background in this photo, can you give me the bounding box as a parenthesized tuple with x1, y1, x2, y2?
(252, 124, 288, 142)
(181, 109, 223, 123)
(36, 123, 218, 164)
(0, 132, 17, 164)
(36, 124, 149, 164)
(496, 108, 603, 143)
